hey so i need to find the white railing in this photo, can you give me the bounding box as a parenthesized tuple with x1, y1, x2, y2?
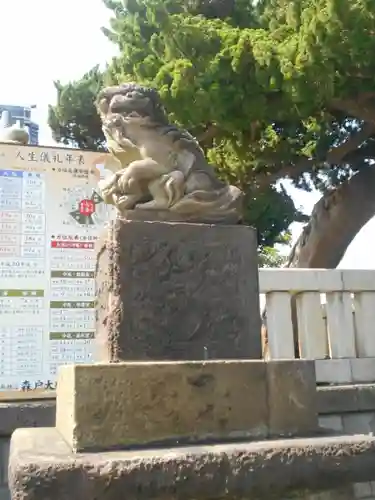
(259, 269, 375, 385)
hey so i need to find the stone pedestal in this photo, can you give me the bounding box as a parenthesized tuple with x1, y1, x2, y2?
(10, 429, 375, 500)
(14, 217, 373, 500)
(55, 360, 317, 452)
(10, 343, 375, 500)
(95, 219, 261, 362)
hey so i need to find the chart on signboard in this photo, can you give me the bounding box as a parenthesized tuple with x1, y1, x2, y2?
(0, 144, 114, 392)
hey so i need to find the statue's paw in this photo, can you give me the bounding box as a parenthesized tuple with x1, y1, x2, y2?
(101, 193, 114, 205)
(117, 173, 132, 193)
(114, 194, 140, 210)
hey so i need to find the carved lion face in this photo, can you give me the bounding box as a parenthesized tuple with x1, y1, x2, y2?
(96, 82, 168, 126)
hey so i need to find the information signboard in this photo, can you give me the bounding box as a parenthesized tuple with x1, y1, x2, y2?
(0, 143, 114, 393)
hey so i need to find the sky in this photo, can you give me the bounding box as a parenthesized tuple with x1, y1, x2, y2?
(0, 0, 374, 269)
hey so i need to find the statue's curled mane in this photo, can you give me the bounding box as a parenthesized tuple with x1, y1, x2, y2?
(97, 82, 203, 153)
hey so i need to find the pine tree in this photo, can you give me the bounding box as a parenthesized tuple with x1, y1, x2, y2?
(49, 0, 375, 267)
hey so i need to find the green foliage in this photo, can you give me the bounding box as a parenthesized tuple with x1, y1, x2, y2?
(48, 0, 375, 253)
(244, 184, 307, 247)
(258, 246, 288, 268)
(48, 66, 106, 150)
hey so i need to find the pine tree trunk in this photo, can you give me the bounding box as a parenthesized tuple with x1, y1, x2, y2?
(286, 166, 375, 269)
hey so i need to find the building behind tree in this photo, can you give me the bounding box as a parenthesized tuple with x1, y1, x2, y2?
(0, 104, 39, 145)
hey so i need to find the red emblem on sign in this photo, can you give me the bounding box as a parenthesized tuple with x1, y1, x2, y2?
(78, 199, 95, 216)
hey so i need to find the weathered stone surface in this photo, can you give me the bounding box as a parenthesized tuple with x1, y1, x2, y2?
(318, 385, 360, 415)
(317, 384, 375, 415)
(319, 415, 344, 433)
(267, 360, 318, 436)
(0, 486, 9, 500)
(0, 439, 9, 483)
(342, 413, 375, 435)
(0, 383, 369, 437)
(95, 219, 261, 362)
(357, 384, 375, 412)
(56, 360, 268, 452)
(0, 401, 55, 435)
(9, 428, 375, 500)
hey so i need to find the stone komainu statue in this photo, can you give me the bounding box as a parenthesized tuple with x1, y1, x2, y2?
(95, 82, 244, 223)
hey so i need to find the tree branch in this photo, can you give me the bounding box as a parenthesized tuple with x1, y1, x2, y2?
(197, 124, 220, 145)
(326, 122, 375, 163)
(254, 123, 375, 189)
(330, 97, 375, 124)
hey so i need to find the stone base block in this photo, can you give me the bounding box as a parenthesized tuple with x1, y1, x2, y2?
(95, 219, 261, 361)
(56, 360, 318, 452)
(9, 428, 375, 500)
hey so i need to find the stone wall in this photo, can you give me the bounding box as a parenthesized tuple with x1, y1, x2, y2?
(317, 384, 375, 500)
(0, 438, 9, 500)
(0, 400, 55, 500)
(2, 386, 375, 500)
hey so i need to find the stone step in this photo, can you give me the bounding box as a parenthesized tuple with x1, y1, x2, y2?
(9, 428, 375, 500)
